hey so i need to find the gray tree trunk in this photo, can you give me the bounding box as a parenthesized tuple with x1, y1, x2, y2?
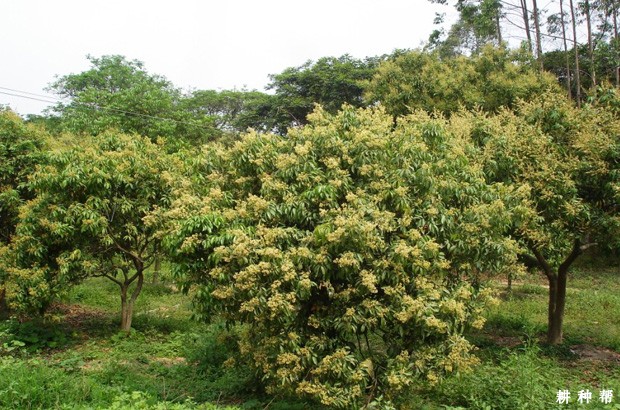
(521, 0, 534, 52)
(560, 0, 572, 99)
(532, 0, 544, 69)
(119, 271, 144, 332)
(569, 0, 582, 106)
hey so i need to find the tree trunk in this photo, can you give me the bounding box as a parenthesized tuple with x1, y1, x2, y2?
(547, 274, 560, 343)
(584, 0, 596, 88)
(614, 5, 618, 40)
(534, 240, 586, 345)
(560, 0, 572, 99)
(496, 4, 503, 46)
(532, 0, 544, 70)
(0, 287, 8, 319)
(546, 272, 568, 344)
(152, 255, 161, 284)
(569, 0, 582, 106)
(119, 271, 144, 332)
(120, 286, 130, 332)
(521, 0, 533, 53)
(613, 3, 619, 87)
(533, 250, 564, 344)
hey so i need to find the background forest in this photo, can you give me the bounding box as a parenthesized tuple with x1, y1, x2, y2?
(1, 0, 620, 409)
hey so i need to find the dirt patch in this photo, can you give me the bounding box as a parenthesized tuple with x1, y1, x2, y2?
(80, 360, 104, 372)
(570, 344, 620, 364)
(151, 356, 187, 367)
(489, 335, 523, 348)
(47, 303, 111, 330)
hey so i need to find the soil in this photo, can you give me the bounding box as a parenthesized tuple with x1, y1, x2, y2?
(570, 344, 620, 364)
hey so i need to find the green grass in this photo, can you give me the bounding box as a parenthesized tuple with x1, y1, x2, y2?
(436, 264, 620, 410)
(1, 264, 619, 409)
(487, 266, 620, 349)
(0, 276, 320, 409)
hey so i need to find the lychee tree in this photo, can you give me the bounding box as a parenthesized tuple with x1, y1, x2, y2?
(1, 131, 176, 330)
(465, 95, 620, 344)
(165, 106, 523, 407)
(0, 109, 46, 245)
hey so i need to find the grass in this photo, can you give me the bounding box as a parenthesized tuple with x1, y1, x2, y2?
(441, 262, 620, 410)
(487, 265, 620, 349)
(1, 263, 619, 409)
(0, 275, 318, 409)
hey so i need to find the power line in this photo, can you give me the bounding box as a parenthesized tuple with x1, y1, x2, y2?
(0, 87, 214, 130)
(0, 86, 64, 101)
(0, 90, 58, 105)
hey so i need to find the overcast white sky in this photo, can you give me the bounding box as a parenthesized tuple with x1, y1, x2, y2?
(1, 0, 451, 115)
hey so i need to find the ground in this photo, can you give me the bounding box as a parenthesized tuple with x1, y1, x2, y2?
(0, 261, 619, 409)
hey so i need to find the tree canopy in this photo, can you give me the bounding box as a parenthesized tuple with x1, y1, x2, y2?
(265, 55, 380, 133)
(365, 46, 561, 117)
(464, 95, 620, 343)
(0, 109, 46, 245)
(164, 105, 523, 407)
(0, 131, 176, 329)
(46, 55, 218, 146)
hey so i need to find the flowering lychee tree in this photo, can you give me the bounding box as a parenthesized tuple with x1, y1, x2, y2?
(0, 110, 46, 245)
(466, 95, 620, 345)
(165, 106, 523, 407)
(0, 132, 176, 330)
(0, 110, 48, 316)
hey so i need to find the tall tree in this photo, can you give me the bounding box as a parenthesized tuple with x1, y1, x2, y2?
(521, 0, 534, 52)
(583, 0, 597, 86)
(47, 55, 217, 145)
(547, 1, 573, 98)
(427, 0, 504, 55)
(569, 0, 583, 105)
(532, 0, 545, 69)
(180, 89, 277, 135)
(561, 0, 573, 97)
(472, 95, 620, 344)
(596, 0, 619, 86)
(266, 55, 379, 133)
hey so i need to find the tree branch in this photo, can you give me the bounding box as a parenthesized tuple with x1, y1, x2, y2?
(129, 271, 144, 304)
(102, 273, 123, 287)
(127, 270, 141, 284)
(113, 240, 140, 261)
(530, 246, 554, 279)
(579, 242, 597, 252)
(558, 239, 586, 277)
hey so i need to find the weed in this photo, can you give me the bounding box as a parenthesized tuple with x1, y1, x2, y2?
(0, 318, 72, 352)
(429, 344, 565, 409)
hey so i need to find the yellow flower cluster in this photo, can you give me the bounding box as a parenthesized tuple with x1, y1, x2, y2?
(359, 270, 378, 294)
(440, 299, 467, 322)
(334, 252, 360, 268)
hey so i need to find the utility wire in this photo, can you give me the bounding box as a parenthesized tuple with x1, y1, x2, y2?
(0, 87, 214, 129)
(0, 86, 65, 100)
(0, 90, 58, 105)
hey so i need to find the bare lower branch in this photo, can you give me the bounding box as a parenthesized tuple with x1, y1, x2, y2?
(531, 246, 554, 279)
(559, 239, 585, 277)
(127, 270, 141, 284)
(579, 242, 597, 252)
(103, 274, 123, 287)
